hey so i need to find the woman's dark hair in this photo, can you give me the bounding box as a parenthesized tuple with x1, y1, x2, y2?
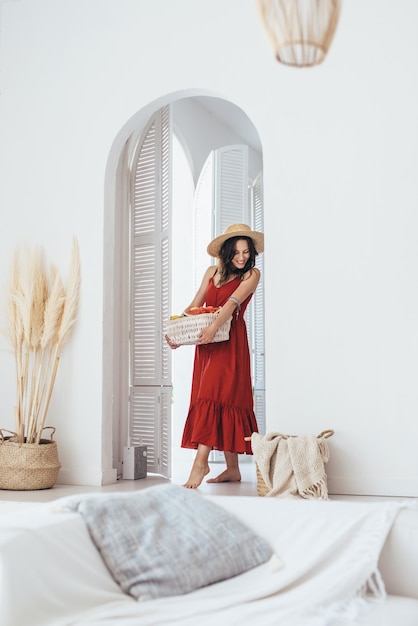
(218, 236, 258, 285)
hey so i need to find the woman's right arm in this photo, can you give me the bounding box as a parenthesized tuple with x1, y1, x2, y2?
(165, 266, 215, 349)
(183, 266, 216, 313)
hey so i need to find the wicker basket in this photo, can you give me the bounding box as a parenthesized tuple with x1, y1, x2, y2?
(165, 313, 232, 346)
(0, 427, 61, 490)
(246, 430, 334, 497)
(255, 465, 270, 497)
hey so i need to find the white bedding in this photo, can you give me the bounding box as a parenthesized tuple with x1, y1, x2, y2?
(69, 497, 410, 626)
(0, 495, 416, 626)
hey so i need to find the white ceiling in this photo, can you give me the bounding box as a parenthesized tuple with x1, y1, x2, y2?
(192, 96, 262, 153)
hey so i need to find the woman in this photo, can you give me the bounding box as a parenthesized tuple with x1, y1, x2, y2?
(166, 223, 264, 488)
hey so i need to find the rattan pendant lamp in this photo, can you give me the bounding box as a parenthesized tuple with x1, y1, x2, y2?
(256, 0, 341, 68)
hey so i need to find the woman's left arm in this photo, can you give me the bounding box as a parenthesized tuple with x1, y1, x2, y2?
(229, 267, 261, 304)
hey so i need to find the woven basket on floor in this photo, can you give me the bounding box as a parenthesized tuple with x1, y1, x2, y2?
(0, 427, 61, 491)
(165, 313, 232, 346)
(246, 430, 334, 497)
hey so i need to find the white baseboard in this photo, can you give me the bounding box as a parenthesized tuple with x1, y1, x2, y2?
(57, 468, 118, 487)
(328, 477, 418, 498)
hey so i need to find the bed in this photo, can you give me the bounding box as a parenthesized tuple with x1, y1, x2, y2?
(1, 484, 418, 626)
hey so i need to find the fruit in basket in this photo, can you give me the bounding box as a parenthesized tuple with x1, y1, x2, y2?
(186, 306, 220, 315)
(169, 315, 183, 320)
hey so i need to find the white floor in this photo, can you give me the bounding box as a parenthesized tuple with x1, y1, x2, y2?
(0, 461, 258, 504)
(0, 458, 415, 507)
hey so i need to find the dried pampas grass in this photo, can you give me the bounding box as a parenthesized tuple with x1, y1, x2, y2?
(4, 238, 81, 443)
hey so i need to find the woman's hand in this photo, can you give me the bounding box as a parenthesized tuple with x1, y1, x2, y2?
(165, 334, 180, 350)
(197, 323, 217, 345)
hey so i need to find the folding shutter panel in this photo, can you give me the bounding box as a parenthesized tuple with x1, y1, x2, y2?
(213, 145, 250, 234)
(129, 106, 172, 476)
(193, 152, 215, 289)
(252, 172, 265, 435)
(212, 145, 250, 343)
(194, 145, 249, 284)
(210, 145, 251, 461)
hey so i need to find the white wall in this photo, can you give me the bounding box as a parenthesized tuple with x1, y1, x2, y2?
(0, 0, 417, 494)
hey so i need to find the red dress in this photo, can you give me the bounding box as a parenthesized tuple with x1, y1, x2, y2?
(181, 276, 259, 454)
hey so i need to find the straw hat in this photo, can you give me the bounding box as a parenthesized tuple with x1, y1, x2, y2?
(207, 224, 264, 257)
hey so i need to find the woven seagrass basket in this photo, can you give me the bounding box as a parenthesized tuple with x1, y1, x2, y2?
(0, 427, 61, 490)
(165, 313, 232, 346)
(246, 430, 334, 497)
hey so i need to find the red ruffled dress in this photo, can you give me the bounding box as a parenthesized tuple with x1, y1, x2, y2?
(181, 275, 259, 454)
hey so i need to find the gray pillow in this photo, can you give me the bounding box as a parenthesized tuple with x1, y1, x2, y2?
(57, 483, 273, 601)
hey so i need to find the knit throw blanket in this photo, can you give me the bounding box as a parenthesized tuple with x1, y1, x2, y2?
(251, 432, 331, 499)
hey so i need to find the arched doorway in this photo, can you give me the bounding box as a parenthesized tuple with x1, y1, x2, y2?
(103, 92, 264, 479)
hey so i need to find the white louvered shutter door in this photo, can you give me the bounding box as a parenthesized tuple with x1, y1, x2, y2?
(252, 172, 266, 435)
(213, 145, 250, 235)
(210, 145, 252, 460)
(194, 145, 250, 289)
(129, 106, 172, 477)
(193, 152, 215, 289)
(212, 145, 250, 346)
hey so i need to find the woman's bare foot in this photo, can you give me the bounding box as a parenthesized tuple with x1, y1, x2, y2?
(206, 468, 241, 483)
(183, 461, 210, 489)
